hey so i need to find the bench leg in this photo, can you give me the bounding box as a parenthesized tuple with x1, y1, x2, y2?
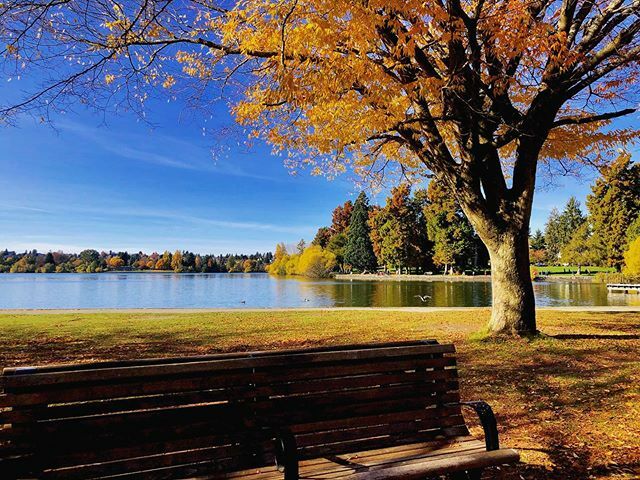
(451, 468, 483, 480)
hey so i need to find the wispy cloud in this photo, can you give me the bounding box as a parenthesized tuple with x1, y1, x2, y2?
(57, 120, 282, 181)
(0, 203, 51, 213)
(0, 201, 313, 235)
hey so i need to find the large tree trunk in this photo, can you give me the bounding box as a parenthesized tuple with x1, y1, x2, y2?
(484, 226, 537, 335)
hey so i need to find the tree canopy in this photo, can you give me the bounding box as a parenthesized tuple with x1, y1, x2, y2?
(586, 151, 640, 269)
(422, 181, 475, 274)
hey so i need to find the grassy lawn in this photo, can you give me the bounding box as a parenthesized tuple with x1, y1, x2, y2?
(537, 265, 615, 275)
(1, 309, 638, 479)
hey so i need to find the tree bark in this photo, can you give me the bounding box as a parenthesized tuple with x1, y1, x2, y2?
(484, 226, 537, 335)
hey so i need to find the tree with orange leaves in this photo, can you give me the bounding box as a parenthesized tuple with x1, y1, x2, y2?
(2, 0, 639, 334)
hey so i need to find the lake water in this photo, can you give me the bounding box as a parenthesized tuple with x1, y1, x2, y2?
(0, 273, 638, 309)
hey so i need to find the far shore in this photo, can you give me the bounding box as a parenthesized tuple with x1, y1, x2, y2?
(335, 273, 606, 283)
(335, 273, 492, 282)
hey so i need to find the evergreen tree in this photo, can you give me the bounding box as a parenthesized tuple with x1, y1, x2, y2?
(529, 230, 546, 251)
(586, 151, 640, 270)
(544, 209, 562, 263)
(344, 192, 377, 272)
(44, 251, 55, 265)
(544, 198, 585, 263)
(558, 197, 585, 245)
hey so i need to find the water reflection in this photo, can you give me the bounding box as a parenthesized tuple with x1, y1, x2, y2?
(0, 273, 638, 309)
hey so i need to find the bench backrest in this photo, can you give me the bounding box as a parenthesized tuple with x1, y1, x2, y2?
(0, 340, 464, 479)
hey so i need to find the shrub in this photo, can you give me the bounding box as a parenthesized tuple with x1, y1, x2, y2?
(267, 244, 336, 278)
(297, 245, 336, 278)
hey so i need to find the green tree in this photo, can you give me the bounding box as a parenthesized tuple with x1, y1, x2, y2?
(560, 223, 605, 273)
(344, 192, 377, 272)
(544, 198, 585, 263)
(79, 249, 99, 265)
(587, 151, 640, 270)
(560, 197, 585, 240)
(372, 184, 427, 272)
(529, 230, 546, 251)
(544, 208, 563, 263)
(44, 251, 55, 265)
(421, 182, 474, 274)
(326, 233, 347, 272)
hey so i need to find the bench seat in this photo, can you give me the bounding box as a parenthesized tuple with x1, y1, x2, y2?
(203, 437, 519, 479)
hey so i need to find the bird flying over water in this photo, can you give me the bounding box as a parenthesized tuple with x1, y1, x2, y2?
(414, 295, 431, 303)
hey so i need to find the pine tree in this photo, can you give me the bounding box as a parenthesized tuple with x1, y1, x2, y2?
(558, 197, 585, 245)
(544, 208, 563, 263)
(344, 192, 377, 272)
(529, 230, 546, 251)
(587, 151, 640, 270)
(544, 198, 585, 263)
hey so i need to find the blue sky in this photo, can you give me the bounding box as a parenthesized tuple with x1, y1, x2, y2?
(0, 85, 634, 254)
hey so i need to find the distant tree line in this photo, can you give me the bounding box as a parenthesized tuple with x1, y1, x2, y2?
(269, 183, 489, 278)
(530, 152, 640, 275)
(0, 249, 273, 274)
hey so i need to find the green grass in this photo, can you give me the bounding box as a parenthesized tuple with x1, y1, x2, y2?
(1, 309, 639, 479)
(537, 265, 615, 275)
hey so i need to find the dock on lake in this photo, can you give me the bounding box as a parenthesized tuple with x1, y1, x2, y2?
(607, 283, 640, 293)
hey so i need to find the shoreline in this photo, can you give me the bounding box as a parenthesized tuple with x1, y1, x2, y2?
(334, 273, 492, 282)
(2, 306, 640, 314)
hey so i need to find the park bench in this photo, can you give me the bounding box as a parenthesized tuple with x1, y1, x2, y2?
(0, 340, 518, 480)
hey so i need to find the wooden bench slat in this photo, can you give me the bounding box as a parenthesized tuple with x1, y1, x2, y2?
(2, 345, 456, 390)
(2, 341, 439, 376)
(201, 439, 488, 480)
(0, 357, 456, 408)
(3, 392, 461, 454)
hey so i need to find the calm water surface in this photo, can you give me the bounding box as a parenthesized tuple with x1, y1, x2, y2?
(0, 273, 638, 309)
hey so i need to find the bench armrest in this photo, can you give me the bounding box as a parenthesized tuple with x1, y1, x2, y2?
(275, 428, 299, 480)
(460, 401, 500, 451)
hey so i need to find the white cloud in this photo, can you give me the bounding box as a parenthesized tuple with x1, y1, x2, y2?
(57, 120, 282, 181)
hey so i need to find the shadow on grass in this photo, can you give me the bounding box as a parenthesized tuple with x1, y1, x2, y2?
(456, 334, 640, 480)
(552, 333, 640, 339)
